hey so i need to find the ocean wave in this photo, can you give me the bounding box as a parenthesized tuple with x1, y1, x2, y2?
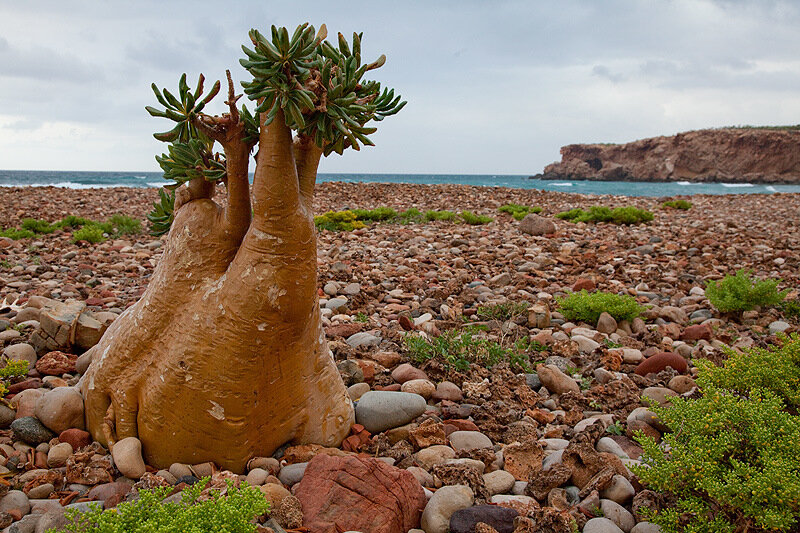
(551, 182, 573, 186)
(721, 183, 755, 188)
(147, 182, 166, 187)
(0, 181, 122, 189)
(676, 181, 692, 186)
(766, 185, 777, 192)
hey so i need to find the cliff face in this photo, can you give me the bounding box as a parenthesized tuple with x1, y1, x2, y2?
(540, 128, 800, 183)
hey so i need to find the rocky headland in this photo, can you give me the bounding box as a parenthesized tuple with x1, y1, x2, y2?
(538, 128, 800, 184)
(0, 183, 798, 533)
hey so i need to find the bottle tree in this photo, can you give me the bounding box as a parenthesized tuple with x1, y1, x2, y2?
(80, 23, 405, 472)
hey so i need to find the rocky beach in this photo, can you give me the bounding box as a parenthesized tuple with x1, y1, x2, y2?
(0, 182, 798, 533)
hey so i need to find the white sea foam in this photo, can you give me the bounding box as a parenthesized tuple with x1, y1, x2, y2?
(766, 185, 777, 192)
(677, 181, 692, 186)
(551, 182, 573, 186)
(721, 183, 754, 187)
(0, 181, 119, 189)
(147, 182, 166, 187)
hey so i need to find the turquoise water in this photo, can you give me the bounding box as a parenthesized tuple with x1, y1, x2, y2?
(1, 170, 799, 197)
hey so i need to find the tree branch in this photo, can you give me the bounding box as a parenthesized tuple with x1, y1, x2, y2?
(251, 108, 299, 225)
(294, 135, 323, 210)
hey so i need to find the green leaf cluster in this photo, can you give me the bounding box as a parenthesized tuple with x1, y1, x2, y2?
(705, 269, 788, 313)
(350, 207, 397, 221)
(147, 189, 176, 237)
(633, 387, 800, 532)
(475, 301, 529, 321)
(72, 226, 107, 244)
(555, 206, 654, 225)
(459, 211, 493, 225)
(404, 326, 538, 373)
(781, 299, 800, 321)
(0, 228, 36, 240)
(21, 218, 57, 234)
(662, 199, 692, 210)
(557, 290, 644, 324)
(499, 203, 543, 220)
(2, 215, 138, 242)
(424, 210, 458, 222)
(314, 210, 366, 232)
(313, 207, 489, 231)
(695, 334, 800, 411)
(0, 359, 28, 398)
(108, 215, 142, 236)
(240, 24, 405, 155)
(50, 477, 268, 533)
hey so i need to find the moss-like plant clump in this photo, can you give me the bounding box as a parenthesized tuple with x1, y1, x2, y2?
(499, 203, 543, 220)
(705, 269, 788, 313)
(662, 199, 692, 210)
(424, 210, 458, 222)
(21, 218, 56, 234)
(555, 206, 653, 225)
(633, 336, 800, 533)
(109, 214, 142, 235)
(72, 226, 107, 244)
(459, 211, 493, 225)
(404, 326, 541, 372)
(557, 290, 644, 324)
(475, 301, 529, 321)
(314, 211, 366, 232)
(0, 360, 29, 398)
(51, 478, 268, 533)
(0, 228, 36, 240)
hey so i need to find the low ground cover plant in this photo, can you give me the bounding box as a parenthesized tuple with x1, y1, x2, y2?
(0, 360, 29, 398)
(555, 206, 654, 225)
(404, 325, 543, 372)
(634, 336, 800, 532)
(498, 203, 543, 220)
(661, 199, 692, 210)
(314, 207, 492, 231)
(704, 269, 788, 313)
(1, 214, 141, 242)
(50, 478, 268, 533)
(557, 290, 644, 324)
(475, 301, 529, 321)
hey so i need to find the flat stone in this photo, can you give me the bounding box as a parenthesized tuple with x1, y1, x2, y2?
(448, 431, 492, 451)
(346, 332, 381, 348)
(584, 517, 625, 533)
(355, 391, 427, 433)
(421, 484, 474, 533)
(483, 470, 516, 496)
(278, 462, 307, 486)
(449, 504, 518, 533)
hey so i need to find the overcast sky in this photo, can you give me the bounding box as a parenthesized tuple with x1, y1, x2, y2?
(1, 0, 799, 174)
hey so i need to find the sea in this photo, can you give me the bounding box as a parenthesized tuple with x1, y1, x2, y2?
(2, 170, 800, 197)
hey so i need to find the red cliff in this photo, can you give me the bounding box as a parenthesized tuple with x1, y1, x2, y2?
(540, 128, 800, 183)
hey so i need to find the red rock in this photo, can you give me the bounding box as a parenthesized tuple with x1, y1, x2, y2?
(85, 298, 104, 306)
(325, 323, 362, 339)
(635, 352, 688, 376)
(59, 428, 91, 451)
(295, 454, 426, 533)
(35, 351, 78, 376)
(398, 315, 415, 331)
(7, 378, 42, 394)
(680, 323, 712, 341)
(572, 278, 596, 292)
(374, 384, 401, 392)
(390, 363, 428, 384)
(443, 419, 480, 432)
(87, 482, 132, 508)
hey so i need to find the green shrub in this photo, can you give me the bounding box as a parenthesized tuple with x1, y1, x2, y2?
(695, 334, 800, 411)
(476, 301, 529, 321)
(459, 211, 493, 225)
(424, 210, 458, 222)
(397, 208, 423, 224)
(350, 207, 398, 222)
(0, 360, 29, 398)
(0, 228, 36, 240)
(633, 387, 800, 532)
(705, 269, 788, 313)
(55, 215, 92, 229)
(404, 326, 536, 372)
(50, 477, 268, 533)
(109, 214, 142, 235)
(21, 218, 56, 234)
(555, 206, 653, 225)
(72, 226, 107, 244)
(557, 290, 644, 324)
(499, 203, 543, 220)
(314, 210, 366, 232)
(662, 199, 692, 210)
(782, 299, 800, 321)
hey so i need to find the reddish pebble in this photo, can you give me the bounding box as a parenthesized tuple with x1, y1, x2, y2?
(398, 315, 414, 331)
(635, 352, 688, 376)
(374, 384, 401, 392)
(443, 419, 480, 432)
(59, 428, 91, 451)
(8, 378, 42, 394)
(572, 278, 596, 292)
(680, 323, 713, 341)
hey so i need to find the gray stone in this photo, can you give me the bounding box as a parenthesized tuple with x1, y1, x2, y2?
(631, 522, 662, 533)
(544, 355, 570, 372)
(572, 334, 601, 353)
(337, 360, 364, 386)
(111, 437, 146, 479)
(420, 484, 474, 533)
(342, 283, 361, 295)
(483, 470, 515, 496)
(347, 382, 370, 402)
(346, 332, 381, 348)
(641, 387, 678, 407)
(2, 343, 37, 367)
(325, 297, 348, 312)
(519, 214, 556, 236)
(0, 404, 16, 429)
(537, 364, 579, 394)
(584, 517, 625, 533)
(47, 442, 73, 468)
(34, 509, 67, 533)
(596, 312, 617, 334)
(769, 320, 791, 334)
(277, 462, 307, 486)
(34, 387, 85, 433)
(600, 499, 635, 532)
(596, 437, 629, 459)
(0, 490, 30, 516)
(355, 391, 426, 433)
(10, 417, 56, 445)
(600, 474, 635, 504)
(524, 373, 541, 390)
(449, 431, 492, 451)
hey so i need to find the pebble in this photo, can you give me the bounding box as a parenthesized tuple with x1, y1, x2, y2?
(448, 431, 493, 451)
(277, 462, 308, 486)
(769, 320, 790, 334)
(391, 363, 429, 383)
(34, 387, 85, 433)
(600, 474, 636, 504)
(401, 379, 436, 399)
(596, 437, 629, 459)
(2, 343, 37, 366)
(584, 517, 625, 533)
(420, 484, 474, 533)
(346, 332, 381, 348)
(111, 437, 146, 479)
(355, 391, 427, 433)
(10, 417, 56, 445)
(0, 490, 30, 516)
(630, 523, 662, 533)
(600, 499, 636, 532)
(483, 470, 516, 496)
(537, 364, 579, 394)
(414, 445, 457, 470)
(46, 442, 73, 468)
(347, 382, 371, 401)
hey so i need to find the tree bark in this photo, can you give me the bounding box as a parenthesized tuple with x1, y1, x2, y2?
(80, 110, 354, 472)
